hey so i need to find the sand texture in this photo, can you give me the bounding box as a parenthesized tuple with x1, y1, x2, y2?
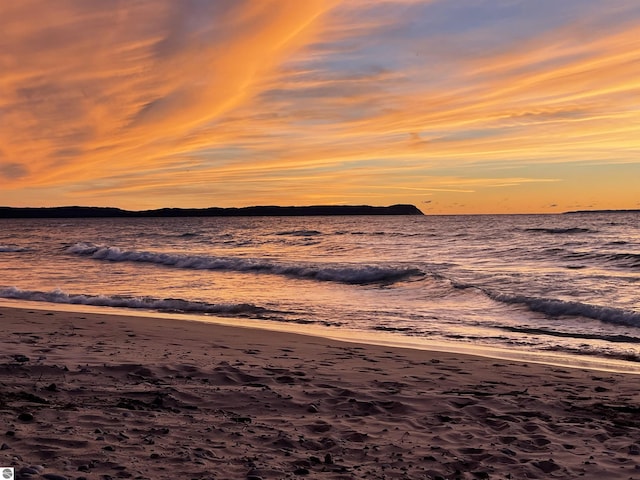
(1, 305, 639, 479)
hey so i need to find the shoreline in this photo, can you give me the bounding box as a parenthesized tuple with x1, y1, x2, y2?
(0, 204, 424, 218)
(1, 304, 640, 479)
(2, 299, 639, 375)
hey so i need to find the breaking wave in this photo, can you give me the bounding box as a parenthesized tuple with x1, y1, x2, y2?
(0, 286, 271, 317)
(67, 242, 423, 284)
(490, 292, 640, 327)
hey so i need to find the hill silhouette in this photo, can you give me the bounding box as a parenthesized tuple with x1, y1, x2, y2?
(0, 204, 424, 218)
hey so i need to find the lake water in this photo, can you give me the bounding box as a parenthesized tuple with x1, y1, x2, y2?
(1, 213, 639, 371)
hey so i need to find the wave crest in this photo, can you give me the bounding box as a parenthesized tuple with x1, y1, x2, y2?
(491, 292, 640, 327)
(67, 242, 423, 284)
(0, 245, 26, 252)
(0, 286, 269, 316)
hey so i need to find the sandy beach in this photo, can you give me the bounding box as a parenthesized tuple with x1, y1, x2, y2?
(1, 305, 639, 480)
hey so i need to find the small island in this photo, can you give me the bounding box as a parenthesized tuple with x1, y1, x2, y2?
(0, 204, 424, 218)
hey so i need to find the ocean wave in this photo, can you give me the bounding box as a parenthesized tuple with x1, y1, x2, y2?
(564, 250, 640, 269)
(275, 230, 322, 236)
(490, 293, 640, 327)
(497, 326, 640, 344)
(67, 242, 423, 284)
(0, 245, 27, 252)
(525, 227, 592, 234)
(0, 286, 270, 316)
(541, 345, 640, 363)
(603, 252, 640, 268)
(372, 325, 415, 333)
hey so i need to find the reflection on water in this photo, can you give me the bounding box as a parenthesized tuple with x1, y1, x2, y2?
(0, 213, 639, 368)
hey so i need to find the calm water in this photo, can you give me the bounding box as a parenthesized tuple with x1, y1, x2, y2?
(1, 213, 639, 369)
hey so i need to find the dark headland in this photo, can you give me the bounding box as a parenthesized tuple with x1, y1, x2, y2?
(0, 204, 423, 218)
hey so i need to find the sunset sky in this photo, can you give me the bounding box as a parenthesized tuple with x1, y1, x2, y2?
(1, 0, 639, 214)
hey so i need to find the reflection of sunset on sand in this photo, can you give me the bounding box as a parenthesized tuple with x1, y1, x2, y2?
(2, 305, 639, 479)
(1, 1, 639, 213)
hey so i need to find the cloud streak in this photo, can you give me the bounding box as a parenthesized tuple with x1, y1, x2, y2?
(0, 1, 336, 183)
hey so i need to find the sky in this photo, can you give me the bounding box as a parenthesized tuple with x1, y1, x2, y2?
(1, 0, 639, 214)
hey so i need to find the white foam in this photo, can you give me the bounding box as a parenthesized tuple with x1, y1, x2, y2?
(0, 286, 268, 316)
(68, 242, 423, 284)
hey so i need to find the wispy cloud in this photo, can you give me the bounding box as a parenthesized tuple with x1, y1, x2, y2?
(0, 1, 336, 185)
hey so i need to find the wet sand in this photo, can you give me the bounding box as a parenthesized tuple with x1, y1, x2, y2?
(1, 305, 639, 479)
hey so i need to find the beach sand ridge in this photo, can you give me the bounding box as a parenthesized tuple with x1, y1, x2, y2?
(1, 306, 639, 479)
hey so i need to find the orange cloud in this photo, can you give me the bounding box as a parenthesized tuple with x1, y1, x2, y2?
(0, 1, 337, 187)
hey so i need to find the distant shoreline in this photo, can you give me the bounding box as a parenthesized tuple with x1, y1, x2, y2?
(0, 204, 424, 218)
(563, 209, 640, 214)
